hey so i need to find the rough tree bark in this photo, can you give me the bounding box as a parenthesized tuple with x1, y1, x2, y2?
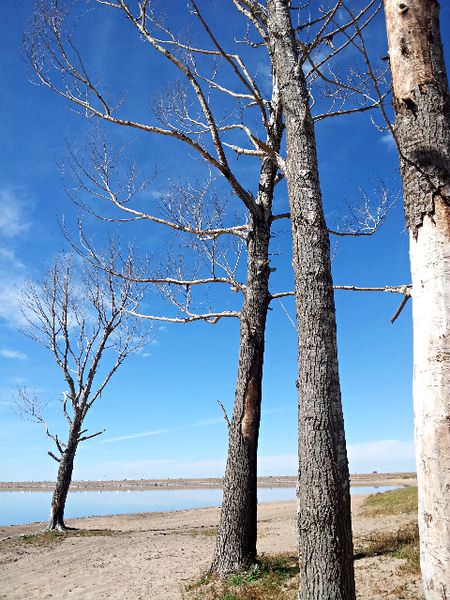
(384, 1, 450, 597)
(48, 415, 82, 530)
(211, 84, 283, 571)
(267, 2, 355, 599)
(211, 167, 275, 575)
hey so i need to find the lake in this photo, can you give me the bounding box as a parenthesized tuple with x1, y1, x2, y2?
(0, 486, 399, 526)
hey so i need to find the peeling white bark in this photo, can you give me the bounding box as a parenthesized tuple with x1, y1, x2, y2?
(384, 2, 450, 595)
(410, 201, 450, 599)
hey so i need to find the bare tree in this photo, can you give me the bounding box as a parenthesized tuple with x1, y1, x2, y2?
(18, 251, 147, 531)
(27, 0, 283, 561)
(26, 0, 397, 577)
(383, 2, 450, 597)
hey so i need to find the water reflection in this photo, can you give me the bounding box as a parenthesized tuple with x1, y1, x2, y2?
(0, 485, 399, 526)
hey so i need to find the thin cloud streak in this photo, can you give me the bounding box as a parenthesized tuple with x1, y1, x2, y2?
(99, 416, 225, 444)
(99, 408, 292, 445)
(76, 439, 416, 480)
(0, 348, 28, 360)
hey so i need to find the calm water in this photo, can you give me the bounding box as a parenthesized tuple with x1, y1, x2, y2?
(0, 486, 399, 526)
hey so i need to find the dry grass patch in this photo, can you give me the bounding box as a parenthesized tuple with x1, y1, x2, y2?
(1, 528, 119, 550)
(186, 488, 421, 599)
(185, 553, 299, 600)
(358, 487, 419, 574)
(184, 527, 217, 538)
(355, 523, 420, 574)
(362, 487, 418, 517)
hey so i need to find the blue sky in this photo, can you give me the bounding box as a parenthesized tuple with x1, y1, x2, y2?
(1, 1, 449, 481)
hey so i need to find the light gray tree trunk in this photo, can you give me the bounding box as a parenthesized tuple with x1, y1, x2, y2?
(384, 2, 450, 597)
(48, 415, 82, 530)
(267, 3, 355, 599)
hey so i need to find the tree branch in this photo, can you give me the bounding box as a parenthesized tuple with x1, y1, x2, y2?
(217, 399, 231, 429)
(78, 429, 105, 442)
(271, 284, 412, 300)
(391, 296, 411, 324)
(128, 308, 241, 324)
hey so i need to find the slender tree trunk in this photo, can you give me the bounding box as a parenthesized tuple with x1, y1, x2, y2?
(210, 197, 272, 575)
(210, 85, 282, 576)
(48, 417, 82, 531)
(210, 210, 270, 575)
(267, 3, 355, 599)
(384, 2, 450, 597)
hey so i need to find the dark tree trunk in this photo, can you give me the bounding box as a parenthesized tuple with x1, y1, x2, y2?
(48, 416, 82, 531)
(210, 204, 271, 576)
(267, 3, 355, 599)
(384, 2, 450, 597)
(211, 141, 281, 575)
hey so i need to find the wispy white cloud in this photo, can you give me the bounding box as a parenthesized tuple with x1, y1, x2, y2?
(0, 189, 32, 238)
(0, 247, 25, 270)
(258, 453, 297, 476)
(0, 190, 31, 328)
(0, 348, 28, 360)
(99, 416, 225, 444)
(80, 439, 416, 480)
(75, 456, 227, 480)
(380, 133, 395, 148)
(347, 439, 415, 472)
(0, 277, 27, 327)
(259, 440, 416, 476)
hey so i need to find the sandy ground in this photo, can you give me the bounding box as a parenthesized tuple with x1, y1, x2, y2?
(0, 493, 422, 600)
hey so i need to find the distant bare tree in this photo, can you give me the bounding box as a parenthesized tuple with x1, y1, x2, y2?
(17, 251, 147, 530)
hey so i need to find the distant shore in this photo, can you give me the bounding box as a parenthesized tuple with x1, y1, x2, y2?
(0, 472, 416, 492)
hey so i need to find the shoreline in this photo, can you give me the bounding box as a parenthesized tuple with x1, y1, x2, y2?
(0, 472, 416, 492)
(0, 499, 299, 536)
(0, 493, 422, 599)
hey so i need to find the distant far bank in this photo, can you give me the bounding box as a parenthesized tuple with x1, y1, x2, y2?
(0, 472, 416, 492)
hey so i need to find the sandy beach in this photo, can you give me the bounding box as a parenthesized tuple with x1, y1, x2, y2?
(0, 480, 422, 599)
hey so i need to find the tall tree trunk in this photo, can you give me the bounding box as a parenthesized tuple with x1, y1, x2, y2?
(210, 213, 269, 575)
(210, 86, 282, 576)
(48, 417, 82, 531)
(384, 2, 450, 597)
(210, 192, 272, 576)
(267, 3, 355, 599)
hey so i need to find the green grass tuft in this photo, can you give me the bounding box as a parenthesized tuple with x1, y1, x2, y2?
(185, 554, 299, 600)
(362, 486, 418, 516)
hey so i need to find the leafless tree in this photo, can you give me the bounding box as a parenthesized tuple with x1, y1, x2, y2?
(25, 0, 406, 580)
(17, 251, 147, 530)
